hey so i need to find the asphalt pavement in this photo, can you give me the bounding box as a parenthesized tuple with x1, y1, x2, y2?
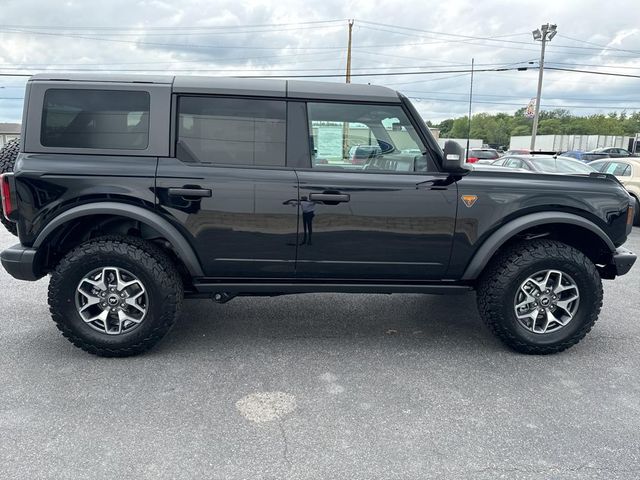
(1, 227, 639, 479)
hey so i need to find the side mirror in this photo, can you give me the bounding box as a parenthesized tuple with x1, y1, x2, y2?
(442, 140, 470, 174)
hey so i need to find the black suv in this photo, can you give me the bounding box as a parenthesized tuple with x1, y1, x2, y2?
(0, 74, 636, 357)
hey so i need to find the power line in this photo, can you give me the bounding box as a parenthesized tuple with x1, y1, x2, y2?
(1, 65, 639, 80)
(546, 61, 640, 71)
(401, 89, 640, 103)
(0, 19, 347, 31)
(555, 33, 640, 55)
(408, 95, 639, 110)
(4, 24, 639, 59)
(357, 20, 640, 55)
(0, 61, 523, 73)
(545, 66, 640, 79)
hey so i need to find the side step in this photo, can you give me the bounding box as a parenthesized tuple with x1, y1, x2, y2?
(188, 281, 474, 299)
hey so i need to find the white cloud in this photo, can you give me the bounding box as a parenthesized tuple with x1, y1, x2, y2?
(0, 0, 639, 122)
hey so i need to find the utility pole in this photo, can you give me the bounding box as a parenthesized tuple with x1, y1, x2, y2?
(343, 19, 354, 160)
(345, 19, 354, 84)
(465, 58, 475, 160)
(530, 23, 557, 151)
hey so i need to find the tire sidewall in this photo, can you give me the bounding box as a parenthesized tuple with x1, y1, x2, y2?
(497, 256, 600, 347)
(52, 246, 172, 350)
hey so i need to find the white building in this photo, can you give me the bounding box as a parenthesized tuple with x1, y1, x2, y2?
(0, 123, 20, 147)
(509, 134, 634, 152)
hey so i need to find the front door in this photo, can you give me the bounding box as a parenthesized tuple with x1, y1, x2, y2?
(156, 95, 298, 278)
(295, 101, 457, 280)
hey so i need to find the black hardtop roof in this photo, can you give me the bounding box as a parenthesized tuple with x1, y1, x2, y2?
(29, 73, 401, 103)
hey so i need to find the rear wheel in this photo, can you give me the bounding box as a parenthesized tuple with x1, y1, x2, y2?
(0, 138, 20, 236)
(477, 239, 602, 354)
(48, 236, 183, 357)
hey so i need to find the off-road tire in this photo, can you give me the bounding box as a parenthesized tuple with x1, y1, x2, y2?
(0, 138, 20, 236)
(48, 236, 183, 357)
(477, 239, 603, 354)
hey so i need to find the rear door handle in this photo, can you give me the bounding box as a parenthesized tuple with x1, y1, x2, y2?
(168, 187, 212, 198)
(309, 193, 350, 203)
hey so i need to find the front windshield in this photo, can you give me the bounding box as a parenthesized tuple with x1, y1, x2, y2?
(533, 158, 595, 174)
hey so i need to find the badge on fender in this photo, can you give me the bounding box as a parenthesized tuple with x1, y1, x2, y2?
(461, 195, 478, 208)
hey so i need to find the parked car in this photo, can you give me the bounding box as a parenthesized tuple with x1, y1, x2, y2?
(589, 158, 640, 225)
(348, 145, 382, 164)
(590, 147, 636, 158)
(466, 148, 500, 164)
(493, 155, 597, 174)
(559, 150, 610, 163)
(0, 74, 636, 358)
(505, 148, 530, 155)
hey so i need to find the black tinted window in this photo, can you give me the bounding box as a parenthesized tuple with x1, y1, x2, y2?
(177, 96, 286, 166)
(42, 89, 150, 150)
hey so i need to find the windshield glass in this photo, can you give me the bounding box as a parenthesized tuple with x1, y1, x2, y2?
(470, 150, 498, 159)
(533, 158, 595, 174)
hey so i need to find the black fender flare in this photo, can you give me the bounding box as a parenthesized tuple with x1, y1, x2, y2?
(461, 211, 615, 281)
(33, 202, 205, 277)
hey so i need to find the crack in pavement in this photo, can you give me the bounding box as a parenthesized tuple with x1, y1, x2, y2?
(277, 417, 292, 471)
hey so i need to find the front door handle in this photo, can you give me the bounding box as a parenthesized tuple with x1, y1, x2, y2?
(168, 187, 212, 198)
(415, 179, 450, 190)
(309, 193, 350, 203)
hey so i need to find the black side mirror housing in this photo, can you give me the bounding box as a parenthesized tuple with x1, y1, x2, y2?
(442, 140, 470, 174)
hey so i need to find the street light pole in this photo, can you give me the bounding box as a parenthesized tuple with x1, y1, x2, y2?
(530, 23, 557, 151)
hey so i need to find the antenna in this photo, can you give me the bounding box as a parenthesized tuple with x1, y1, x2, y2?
(465, 58, 475, 161)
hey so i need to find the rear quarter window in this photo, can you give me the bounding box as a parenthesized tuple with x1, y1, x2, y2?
(41, 89, 150, 150)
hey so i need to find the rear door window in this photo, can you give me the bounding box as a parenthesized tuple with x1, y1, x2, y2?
(41, 89, 150, 150)
(606, 162, 631, 176)
(177, 96, 286, 167)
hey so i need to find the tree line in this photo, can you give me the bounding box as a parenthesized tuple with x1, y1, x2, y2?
(428, 109, 640, 147)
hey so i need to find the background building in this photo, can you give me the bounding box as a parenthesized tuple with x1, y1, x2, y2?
(0, 123, 20, 147)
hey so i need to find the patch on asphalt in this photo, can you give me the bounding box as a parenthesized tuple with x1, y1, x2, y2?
(319, 372, 345, 395)
(235, 392, 297, 423)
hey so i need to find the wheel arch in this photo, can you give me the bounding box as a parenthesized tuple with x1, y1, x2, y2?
(461, 212, 615, 281)
(33, 202, 204, 277)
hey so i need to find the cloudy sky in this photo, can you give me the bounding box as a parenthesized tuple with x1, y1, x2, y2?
(0, 0, 638, 123)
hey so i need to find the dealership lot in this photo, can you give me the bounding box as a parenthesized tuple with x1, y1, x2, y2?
(0, 227, 638, 479)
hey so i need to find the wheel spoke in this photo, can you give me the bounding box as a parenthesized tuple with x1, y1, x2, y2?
(79, 295, 101, 312)
(517, 308, 540, 331)
(113, 268, 140, 291)
(124, 298, 146, 314)
(118, 310, 143, 325)
(540, 310, 556, 333)
(82, 309, 109, 324)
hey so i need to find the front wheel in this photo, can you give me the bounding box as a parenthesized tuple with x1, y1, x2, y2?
(477, 240, 603, 354)
(48, 236, 183, 357)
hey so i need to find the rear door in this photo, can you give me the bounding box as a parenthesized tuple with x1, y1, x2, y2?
(294, 101, 457, 280)
(156, 95, 299, 278)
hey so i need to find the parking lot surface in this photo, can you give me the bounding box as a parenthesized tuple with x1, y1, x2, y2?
(1, 227, 639, 479)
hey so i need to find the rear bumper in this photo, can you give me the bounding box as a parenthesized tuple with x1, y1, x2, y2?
(0, 244, 42, 281)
